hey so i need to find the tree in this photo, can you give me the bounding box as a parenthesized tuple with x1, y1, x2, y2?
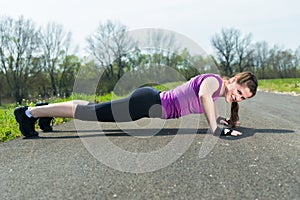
(211, 28, 253, 76)
(58, 54, 80, 97)
(295, 46, 300, 77)
(253, 41, 270, 79)
(0, 72, 2, 105)
(86, 20, 136, 79)
(0, 16, 41, 103)
(235, 32, 254, 72)
(144, 29, 178, 68)
(174, 49, 209, 79)
(211, 28, 238, 76)
(40, 22, 72, 96)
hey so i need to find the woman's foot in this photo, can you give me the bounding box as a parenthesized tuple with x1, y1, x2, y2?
(14, 106, 39, 137)
(35, 102, 53, 132)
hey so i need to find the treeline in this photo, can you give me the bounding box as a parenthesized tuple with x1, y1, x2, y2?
(0, 16, 299, 104)
(0, 16, 80, 104)
(211, 28, 300, 79)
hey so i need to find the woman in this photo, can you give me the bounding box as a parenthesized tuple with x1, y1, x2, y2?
(14, 72, 258, 138)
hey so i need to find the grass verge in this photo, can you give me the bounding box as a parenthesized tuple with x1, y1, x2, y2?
(258, 78, 300, 95)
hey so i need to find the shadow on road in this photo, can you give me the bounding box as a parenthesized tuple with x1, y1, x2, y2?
(228, 126, 295, 140)
(24, 127, 294, 140)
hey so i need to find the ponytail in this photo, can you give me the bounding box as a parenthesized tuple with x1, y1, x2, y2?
(230, 102, 239, 128)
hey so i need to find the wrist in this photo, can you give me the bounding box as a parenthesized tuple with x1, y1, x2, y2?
(213, 126, 225, 136)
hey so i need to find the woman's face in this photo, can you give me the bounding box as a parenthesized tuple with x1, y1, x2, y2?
(225, 77, 253, 103)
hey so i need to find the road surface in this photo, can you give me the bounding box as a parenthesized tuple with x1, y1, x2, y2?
(0, 91, 299, 199)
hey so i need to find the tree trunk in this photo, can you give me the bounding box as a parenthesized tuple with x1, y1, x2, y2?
(0, 78, 2, 106)
(49, 71, 57, 96)
(15, 87, 22, 104)
(117, 57, 123, 79)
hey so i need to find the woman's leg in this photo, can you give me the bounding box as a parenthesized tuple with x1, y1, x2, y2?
(29, 100, 89, 118)
(15, 88, 161, 137)
(14, 100, 90, 137)
(74, 87, 162, 122)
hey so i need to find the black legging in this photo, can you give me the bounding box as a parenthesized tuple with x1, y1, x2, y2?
(74, 87, 162, 122)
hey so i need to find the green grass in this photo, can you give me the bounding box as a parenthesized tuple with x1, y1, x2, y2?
(258, 78, 300, 94)
(0, 107, 22, 142)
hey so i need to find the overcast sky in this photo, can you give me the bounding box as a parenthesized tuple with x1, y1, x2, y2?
(1, 0, 300, 55)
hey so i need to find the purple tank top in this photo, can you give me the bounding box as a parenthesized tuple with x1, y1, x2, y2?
(159, 74, 223, 119)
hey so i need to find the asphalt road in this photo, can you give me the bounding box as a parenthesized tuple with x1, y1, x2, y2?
(0, 91, 299, 200)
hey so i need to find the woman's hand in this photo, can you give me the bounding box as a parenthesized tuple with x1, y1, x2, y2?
(223, 128, 242, 136)
(214, 127, 242, 137)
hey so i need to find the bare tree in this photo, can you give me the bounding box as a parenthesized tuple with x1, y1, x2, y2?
(145, 29, 178, 67)
(211, 28, 254, 76)
(253, 41, 270, 78)
(211, 28, 238, 76)
(0, 73, 2, 105)
(267, 45, 296, 78)
(86, 20, 136, 79)
(295, 46, 300, 76)
(40, 22, 71, 96)
(235, 32, 253, 72)
(0, 16, 41, 103)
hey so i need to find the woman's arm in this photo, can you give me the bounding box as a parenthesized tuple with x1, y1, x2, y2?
(198, 77, 219, 133)
(198, 77, 242, 136)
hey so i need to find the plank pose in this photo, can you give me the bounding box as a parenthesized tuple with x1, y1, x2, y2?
(14, 72, 258, 138)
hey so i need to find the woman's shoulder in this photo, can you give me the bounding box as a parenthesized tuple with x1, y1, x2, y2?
(197, 74, 223, 96)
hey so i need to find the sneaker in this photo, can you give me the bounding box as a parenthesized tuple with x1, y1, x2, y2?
(14, 106, 39, 137)
(35, 102, 53, 132)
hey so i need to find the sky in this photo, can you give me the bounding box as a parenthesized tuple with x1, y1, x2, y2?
(1, 0, 300, 56)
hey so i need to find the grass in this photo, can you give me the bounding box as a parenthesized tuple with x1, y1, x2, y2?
(0, 107, 22, 142)
(1, 78, 299, 142)
(258, 78, 300, 95)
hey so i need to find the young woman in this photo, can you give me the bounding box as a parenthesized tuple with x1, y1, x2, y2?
(14, 72, 258, 138)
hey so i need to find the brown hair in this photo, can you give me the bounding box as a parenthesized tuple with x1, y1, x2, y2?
(229, 72, 258, 128)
